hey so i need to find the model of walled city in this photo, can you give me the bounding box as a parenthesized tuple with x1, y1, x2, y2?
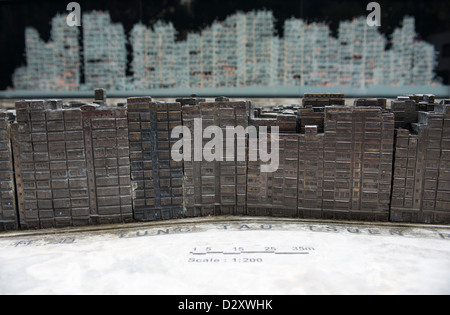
(0, 91, 449, 232)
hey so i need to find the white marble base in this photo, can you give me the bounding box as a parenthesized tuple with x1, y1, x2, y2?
(0, 218, 449, 295)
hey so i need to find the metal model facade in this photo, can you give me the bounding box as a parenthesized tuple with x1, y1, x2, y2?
(391, 100, 450, 224)
(182, 97, 249, 217)
(1, 92, 450, 231)
(0, 113, 16, 231)
(127, 97, 184, 221)
(11, 99, 133, 229)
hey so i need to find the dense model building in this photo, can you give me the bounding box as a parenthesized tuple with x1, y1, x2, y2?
(391, 100, 450, 224)
(127, 97, 184, 221)
(12, 99, 132, 229)
(0, 113, 17, 231)
(81, 104, 133, 224)
(247, 103, 394, 220)
(247, 114, 299, 217)
(2, 92, 450, 231)
(13, 100, 75, 229)
(182, 97, 249, 216)
(321, 107, 394, 220)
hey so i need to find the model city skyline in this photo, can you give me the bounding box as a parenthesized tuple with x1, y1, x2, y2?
(12, 10, 440, 92)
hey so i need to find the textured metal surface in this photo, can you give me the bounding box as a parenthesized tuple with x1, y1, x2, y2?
(50, 105, 88, 228)
(14, 100, 43, 229)
(303, 94, 345, 107)
(391, 104, 450, 224)
(0, 113, 17, 231)
(298, 126, 324, 219)
(247, 134, 299, 218)
(354, 98, 387, 110)
(320, 107, 394, 221)
(127, 97, 183, 221)
(81, 105, 133, 225)
(183, 98, 249, 217)
(4, 95, 450, 231)
(12, 100, 134, 229)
